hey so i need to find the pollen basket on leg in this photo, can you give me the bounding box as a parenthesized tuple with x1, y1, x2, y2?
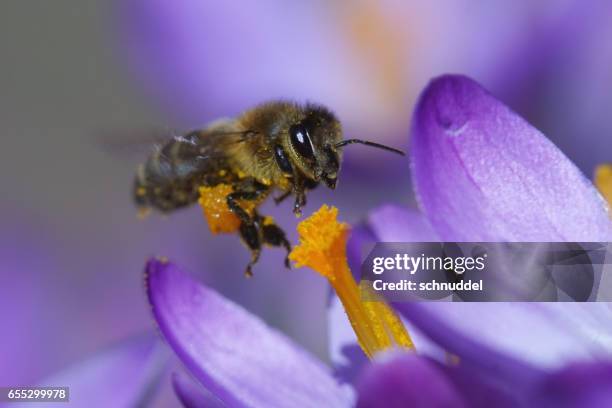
(198, 184, 258, 234)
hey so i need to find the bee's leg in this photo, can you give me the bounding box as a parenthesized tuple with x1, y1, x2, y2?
(261, 219, 292, 268)
(239, 220, 261, 278)
(293, 192, 306, 217)
(290, 183, 306, 216)
(226, 180, 268, 223)
(291, 177, 318, 216)
(225, 181, 268, 224)
(227, 191, 260, 224)
(228, 181, 269, 277)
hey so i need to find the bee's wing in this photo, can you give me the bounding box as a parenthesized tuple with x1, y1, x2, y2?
(93, 127, 178, 159)
(93, 125, 256, 161)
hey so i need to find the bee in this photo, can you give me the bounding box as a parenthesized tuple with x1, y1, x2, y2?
(133, 101, 404, 276)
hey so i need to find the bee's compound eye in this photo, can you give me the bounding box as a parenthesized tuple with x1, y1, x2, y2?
(289, 124, 315, 162)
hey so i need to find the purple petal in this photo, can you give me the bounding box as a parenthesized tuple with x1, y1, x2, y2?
(31, 334, 168, 408)
(411, 74, 611, 241)
(440, 363, 522, 408)
(355, 326, 612, 408)
(346, 225, 377, 282)
(362, 207, 612, 369)
(172, 372, 224, 408)
(355, 352, 468, 408)
(393, 302, 544, 384)
(367, 204, 439, 242)
(345, 206, 439, 278)
(531, 361, 612, 408)
(327, 294, 369, 385)
(146, 258, 353, 408)
(407, 75, 612, 369)
(395, 301, 612, 371)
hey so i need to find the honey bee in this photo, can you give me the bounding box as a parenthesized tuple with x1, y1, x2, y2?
(133, 101, 404, 276)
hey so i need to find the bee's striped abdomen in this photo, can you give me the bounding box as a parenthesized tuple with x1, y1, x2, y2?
(133, 132, 233, 213)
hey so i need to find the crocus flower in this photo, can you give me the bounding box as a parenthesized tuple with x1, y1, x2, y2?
(331, 74, 612, 393)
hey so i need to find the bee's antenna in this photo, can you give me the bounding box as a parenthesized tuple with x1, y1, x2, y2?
(334, 139, 405, 156)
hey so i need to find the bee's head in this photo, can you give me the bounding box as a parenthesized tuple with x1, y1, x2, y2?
(280, 105, 342, 189)
(274, 103, 404, 190)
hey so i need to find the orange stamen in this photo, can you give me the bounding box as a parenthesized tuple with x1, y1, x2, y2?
(595, 164, 612, 211)
(290, 205, 414, 358)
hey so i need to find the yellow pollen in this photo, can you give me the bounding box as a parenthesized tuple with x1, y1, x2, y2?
(595, 164, 612, 210)
(198, 185, 258, 234)
(290, 205, 414, 358)
(137, 207, 151, 220)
